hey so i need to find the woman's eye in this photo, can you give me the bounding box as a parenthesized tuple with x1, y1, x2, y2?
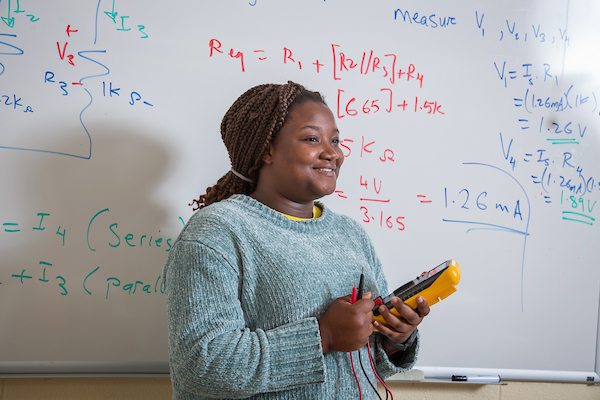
(332, 138, 340, 144)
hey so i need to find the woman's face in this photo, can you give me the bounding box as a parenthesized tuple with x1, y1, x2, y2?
(261, 100, 344, 204)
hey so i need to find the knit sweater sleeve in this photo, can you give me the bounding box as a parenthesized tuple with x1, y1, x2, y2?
(352, 219, 419, 378)
(164, 238, 326, 398)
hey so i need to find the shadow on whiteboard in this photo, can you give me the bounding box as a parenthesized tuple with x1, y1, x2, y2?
(0, 123, 174, 362)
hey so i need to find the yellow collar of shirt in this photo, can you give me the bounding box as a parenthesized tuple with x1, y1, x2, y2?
(279, 204, 323, 221)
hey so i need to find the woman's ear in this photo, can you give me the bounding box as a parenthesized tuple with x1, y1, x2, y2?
(261, 142, 275, 165)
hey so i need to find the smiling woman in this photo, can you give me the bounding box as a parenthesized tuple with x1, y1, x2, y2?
(251, 100, 344, 217)
(162, 81, 430, 400)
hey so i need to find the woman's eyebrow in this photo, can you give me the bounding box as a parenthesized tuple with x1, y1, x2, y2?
(299, 125, 340, 133)
(299, 124, 321, 131)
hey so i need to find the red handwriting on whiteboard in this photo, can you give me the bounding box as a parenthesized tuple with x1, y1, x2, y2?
(360, 206, 406, 231)
(57, 25, 77, 66)
(331, 44, 424, 86)
(209, 39, 245, 72)
(340, 136, 395, 161)
(207, 39, 426, 87)
(337, 88, 444, 118)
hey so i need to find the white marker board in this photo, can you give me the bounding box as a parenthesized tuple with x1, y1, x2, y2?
(1, 0, 599, 382)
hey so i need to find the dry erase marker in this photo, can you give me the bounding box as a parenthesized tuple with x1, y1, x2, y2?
(452, 375, 501, 383)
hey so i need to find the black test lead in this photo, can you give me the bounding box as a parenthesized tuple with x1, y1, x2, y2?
(357, 266, 364, 301)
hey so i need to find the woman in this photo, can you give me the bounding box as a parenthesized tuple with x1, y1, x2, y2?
(163, 81, 429, 399)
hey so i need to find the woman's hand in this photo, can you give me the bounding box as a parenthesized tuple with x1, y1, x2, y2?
(374, 296, 430, 354)
(318, 293, 375, 354)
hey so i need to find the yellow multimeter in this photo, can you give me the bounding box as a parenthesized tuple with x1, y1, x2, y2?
(372, 259, 460, 324)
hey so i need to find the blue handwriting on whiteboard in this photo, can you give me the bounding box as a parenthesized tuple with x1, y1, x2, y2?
(443, 162, 531, 311)
(0, 33, 23, 77)
(394, 8, 457, 29)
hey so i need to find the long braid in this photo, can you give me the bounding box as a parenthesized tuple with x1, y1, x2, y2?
(190, 81, 325, 210)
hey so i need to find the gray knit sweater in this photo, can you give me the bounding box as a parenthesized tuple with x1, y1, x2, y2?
(163, 195, 418, 399)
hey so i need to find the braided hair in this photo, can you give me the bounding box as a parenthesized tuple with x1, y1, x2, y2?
(190, 81, 326, 210)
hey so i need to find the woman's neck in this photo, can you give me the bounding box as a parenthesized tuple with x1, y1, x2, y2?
(250, 190, 314, 219)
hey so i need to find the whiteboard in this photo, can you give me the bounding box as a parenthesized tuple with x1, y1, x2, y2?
(1, 0, 599, 381)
